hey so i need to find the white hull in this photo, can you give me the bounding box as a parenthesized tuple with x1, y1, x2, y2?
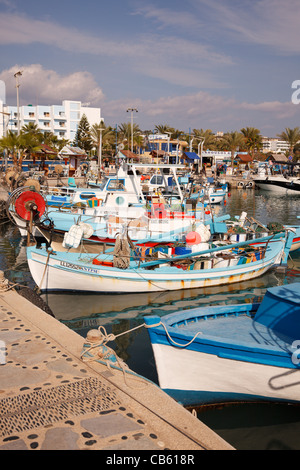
(151, 343, 300, 405)
(253, 176, 300, 194)
(255, 183, 300, 194)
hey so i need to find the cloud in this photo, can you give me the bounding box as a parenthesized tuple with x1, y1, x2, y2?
(193, 0, 300, 54)
(0, 64, 104, 105)
(132, 3, 201, 30)
(102, 89, 299, 127)
(0, 11, 233, 90)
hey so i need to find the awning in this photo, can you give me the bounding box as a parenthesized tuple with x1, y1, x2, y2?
(182, 152, 200, 160)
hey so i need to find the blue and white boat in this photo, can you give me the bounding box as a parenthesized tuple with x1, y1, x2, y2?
(26, 231, 293, 293)
(144, 283, 300, 407)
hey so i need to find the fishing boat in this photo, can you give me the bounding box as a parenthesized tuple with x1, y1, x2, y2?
(8, 162, 213, 239)
(144, 282, 300, 406)
(26, 231, 293, 293)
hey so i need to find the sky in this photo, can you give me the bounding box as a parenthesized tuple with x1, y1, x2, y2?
(0, 0, 300, 136)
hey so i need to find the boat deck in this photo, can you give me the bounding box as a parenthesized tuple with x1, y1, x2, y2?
(174, 313, 293, 351)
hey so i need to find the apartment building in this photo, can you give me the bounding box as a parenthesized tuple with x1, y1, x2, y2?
(262, 136, 290, 154)
(0, 81, 101, 141)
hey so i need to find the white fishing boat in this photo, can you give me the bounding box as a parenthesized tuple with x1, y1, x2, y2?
(26, 231, 293, 293)
(8, 162, 211, 238)
(144, 283, 300, 406)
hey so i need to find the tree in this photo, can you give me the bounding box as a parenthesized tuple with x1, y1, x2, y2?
(118, 122, 141, 150)
(0, 131, 29, 169)
(21, 122, 43, 140)
(277, 127, 300, 160)
(73, 114, 93, 152)
(91, 122, 115, 156)
(192, 128, 216, 151)
(154, 124, 173, 135)
(221, 131, 245, 167)
(240, 127, 262, 158)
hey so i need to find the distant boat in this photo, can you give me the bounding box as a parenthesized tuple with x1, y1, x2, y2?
(253, 174, 300, 194)
(26, 231, 293, 293)
(144, 282, 300, 407)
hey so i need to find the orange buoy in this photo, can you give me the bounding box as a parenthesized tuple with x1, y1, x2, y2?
(186, 231, 201, 245)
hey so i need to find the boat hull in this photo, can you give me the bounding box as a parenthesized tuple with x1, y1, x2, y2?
(149, 342, 300, 406)
(253, 177, 300, 194)
(144, 284, 300, 406)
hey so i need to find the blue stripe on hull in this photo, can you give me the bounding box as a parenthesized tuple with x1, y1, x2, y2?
(163, 389, 299, 407)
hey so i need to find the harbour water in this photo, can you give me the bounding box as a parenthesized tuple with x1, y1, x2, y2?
(1, 188, 300, 450)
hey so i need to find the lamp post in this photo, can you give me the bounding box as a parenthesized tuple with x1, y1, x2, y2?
(194, 137, 205, 171)
(98, 120, 104, 172)
(165, 131, 172, 164)
(14, 71, 22, 136)
(0, 110, 10, 170)
(126, 107, 138, 153)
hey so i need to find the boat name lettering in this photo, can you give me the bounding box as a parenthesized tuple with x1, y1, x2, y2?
(60, 261, 98, 274)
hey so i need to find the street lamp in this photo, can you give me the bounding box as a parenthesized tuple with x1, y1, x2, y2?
(126, 107, 138, 153)
(98, 119, 105, 172)
(14, 71, 22, 136)
(165, 131, 172, 164)
(194, 137, 205, 171)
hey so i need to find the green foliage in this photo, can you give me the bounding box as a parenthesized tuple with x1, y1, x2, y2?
(73, 114, 93, 152)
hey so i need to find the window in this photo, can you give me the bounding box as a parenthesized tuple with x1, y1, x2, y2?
(107, 179, 125, 191)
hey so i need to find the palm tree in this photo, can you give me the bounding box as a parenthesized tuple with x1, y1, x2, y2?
(18, 132, 43, 162)
(240, 127, 262, 158)
(0, 131, 25, 169)
(221, 131, 245, 167)
(118, 122, 141, 150)
(192, 128, 216, 151)
(154, 124, 173, 135)
(21, 122, 43, 139)
(277, 127, 300, 159)
(91, 123, 115, 156)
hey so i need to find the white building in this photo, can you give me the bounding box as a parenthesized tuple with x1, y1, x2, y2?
(0, 80, 101, 142)
(262, 137, 290, 154)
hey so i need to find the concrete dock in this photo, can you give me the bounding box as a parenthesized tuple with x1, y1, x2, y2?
(0, 280, 233, 451)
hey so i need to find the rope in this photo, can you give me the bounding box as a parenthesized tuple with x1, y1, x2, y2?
(80, 322, 213, 449)
(36, 248, 54, 294)
(82, 320, 203, 362)
(81, 324, 151, 390)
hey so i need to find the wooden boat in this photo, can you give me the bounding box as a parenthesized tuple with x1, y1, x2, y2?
(144, 282, 300, 406)
(26, 231, 293, 293)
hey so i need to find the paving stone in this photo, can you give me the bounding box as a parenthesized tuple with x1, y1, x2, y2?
(41, 428, 80, 450)
(46, 358, 89, 376)
(0, 439, 28, 450)
(81, 413, 142, 438)
(9, 341, 54, 366)
(0, 364, 50, 389)
(104, 435, 162, 450)
(0, 330, 31, 344)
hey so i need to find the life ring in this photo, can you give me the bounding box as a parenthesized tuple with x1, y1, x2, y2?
(237, 181, 244, 189)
